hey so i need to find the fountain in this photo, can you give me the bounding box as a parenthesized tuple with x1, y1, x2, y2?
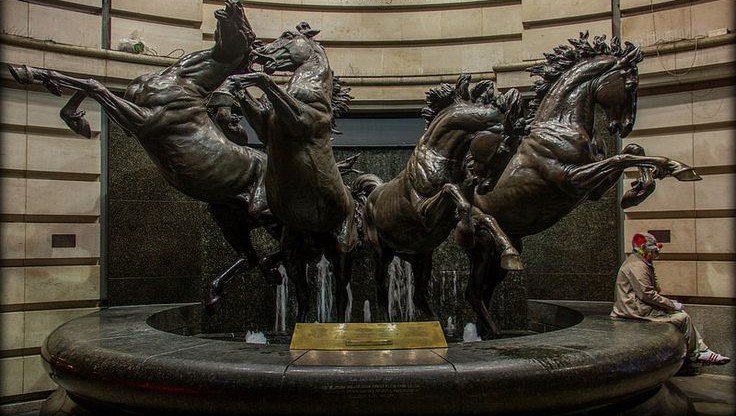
(7, 2, 702, 414)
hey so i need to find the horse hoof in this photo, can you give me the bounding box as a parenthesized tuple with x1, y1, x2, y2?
(61, 111, 92, 139)
(500, 253, 524, 271)
(7, 64, 33, 85)
(672, 167, 702, 181)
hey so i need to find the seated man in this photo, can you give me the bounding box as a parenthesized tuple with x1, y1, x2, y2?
(612, 232, 730, 366)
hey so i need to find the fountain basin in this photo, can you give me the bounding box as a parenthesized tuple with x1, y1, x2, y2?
(40, 301, 688, 415)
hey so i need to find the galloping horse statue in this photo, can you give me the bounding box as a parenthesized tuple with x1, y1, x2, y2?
(226, 22, 367, 322)
(464, 33, 701, 338)
(363, 74, 525, 321)
(7, 0, 285, 306)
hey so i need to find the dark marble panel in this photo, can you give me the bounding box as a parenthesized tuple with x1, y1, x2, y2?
(107, 200, 205, 279)
(107, 277, 199, 306)
(525, 272, 616, 301)
(108, 123, 190, 202)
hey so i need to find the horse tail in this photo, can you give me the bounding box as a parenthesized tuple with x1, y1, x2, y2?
(351, 174, 383, 199)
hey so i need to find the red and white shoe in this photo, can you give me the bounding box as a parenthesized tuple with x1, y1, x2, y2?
(694, 350, 731, 365)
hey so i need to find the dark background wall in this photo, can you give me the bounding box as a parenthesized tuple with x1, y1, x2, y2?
(106, 115, 620, 336)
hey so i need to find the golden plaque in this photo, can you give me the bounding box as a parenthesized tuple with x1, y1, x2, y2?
(289, 321, 448, 351)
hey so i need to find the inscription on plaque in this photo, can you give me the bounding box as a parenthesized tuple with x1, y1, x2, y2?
(290, 322, 447, 351)
(52, 234, 77, 248)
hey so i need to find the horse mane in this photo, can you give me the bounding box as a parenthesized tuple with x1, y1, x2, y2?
(421, 74, 499, 126)
(526, 31, 643, 122)
(330, 74, 352, 133)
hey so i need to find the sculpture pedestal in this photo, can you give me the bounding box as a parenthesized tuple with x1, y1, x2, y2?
(39, 301, 690, 415)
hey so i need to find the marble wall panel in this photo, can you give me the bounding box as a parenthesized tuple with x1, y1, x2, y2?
(0, 268, 25, 305)
(112, 0, 201, 23)
(621, 0, 734, 47)
(111, 17, 203, 57)
(0, 0, 29, 38)
(0, 178, 26, 215)
(623, 179, 694, 212)
(399, 11, 441, 40)
(27, 135, 101, 175)
(635, 91, 692, 130)
(522, 0, 610, 23)
(0, 88, 27, 126)
(0, 312, 24, 350)
(693, 128, 736, 167)
(420, 45, 463, 76)
(24, 265, 100, 303)
(25, 179, 100, 216)
(0, 223, 25, 260)
(481, 5, 523, 36)
(691, 85, 735, 125)
(23, 308, 97, 348)
(623, 132, 693, 165)
(382, 48, 422, 76)
(440, 8, 483, 39)
(695, 218, 735, 253)
(0, 132, 28, 171)
(28, 4, 101, 49)
(624, 218, 696, 253)
(360, 13, 403, 41)
(521, 19, 611, 61)
(0, 357, 23, 396)
(694, 174, 735, 211)
(22, 355, 56, 394)
(104, 61, 166, 83)
(697, 261, 735, 298)
(26, 91, 101, 132)
(24, 223, 100, 259)
(41, 51, 106, 78)
(0, 45, 44, 68)
(654, 260, 697, 296)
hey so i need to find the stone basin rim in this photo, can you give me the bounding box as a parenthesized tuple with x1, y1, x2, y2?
(41, 300, 686, 415)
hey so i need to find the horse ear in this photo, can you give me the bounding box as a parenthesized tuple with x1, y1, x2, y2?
(296, 22, 320, 38)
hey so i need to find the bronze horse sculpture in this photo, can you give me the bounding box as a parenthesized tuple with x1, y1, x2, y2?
(7, 0, 285, 307)
(463, 33, 701, 338)
(363, 74, 525, 321)
(226, 22, 368, 322)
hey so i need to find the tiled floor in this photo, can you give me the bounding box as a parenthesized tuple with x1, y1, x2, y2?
(1, 374, 733, 415)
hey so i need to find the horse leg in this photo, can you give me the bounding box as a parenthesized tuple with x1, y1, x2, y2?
(324, 245, 353, 323)
(373, 248, 394, 322)
(417, 183, 473, 242)
(586, 144, 656, 208)
(466, 243, 502, 339)
(7, 65, 150, 135)
(471, 207, 523, 271)
(230, 72, 303, 131)
(205, 203, 261, 311)
(410, 252, 436, 320)
(566, 153, 701, 196)
(60, 91, 92, 138)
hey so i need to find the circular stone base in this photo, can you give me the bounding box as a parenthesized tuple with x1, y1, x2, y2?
(40, 301, 688, 415)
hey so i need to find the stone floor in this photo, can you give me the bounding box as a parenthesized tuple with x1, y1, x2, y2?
(1, 374, 733, 416)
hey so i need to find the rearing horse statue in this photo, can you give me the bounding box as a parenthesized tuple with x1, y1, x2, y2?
(227, 23, 364, 322)
(364, 74, 524, 321)
(7, 1, 284, 306)
(464, 33, 701, 338)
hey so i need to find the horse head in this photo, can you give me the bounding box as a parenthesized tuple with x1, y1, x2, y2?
(527, 33, 643, 139)
(251, 23, 323, 74)
(213, 0, 255, 64)
(592, 40, 643, 138)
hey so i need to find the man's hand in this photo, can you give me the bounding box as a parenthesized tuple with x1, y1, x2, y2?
(672, 300, 684, 311)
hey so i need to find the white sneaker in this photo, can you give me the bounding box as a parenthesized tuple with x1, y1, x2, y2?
(694, 350, 731, 365)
